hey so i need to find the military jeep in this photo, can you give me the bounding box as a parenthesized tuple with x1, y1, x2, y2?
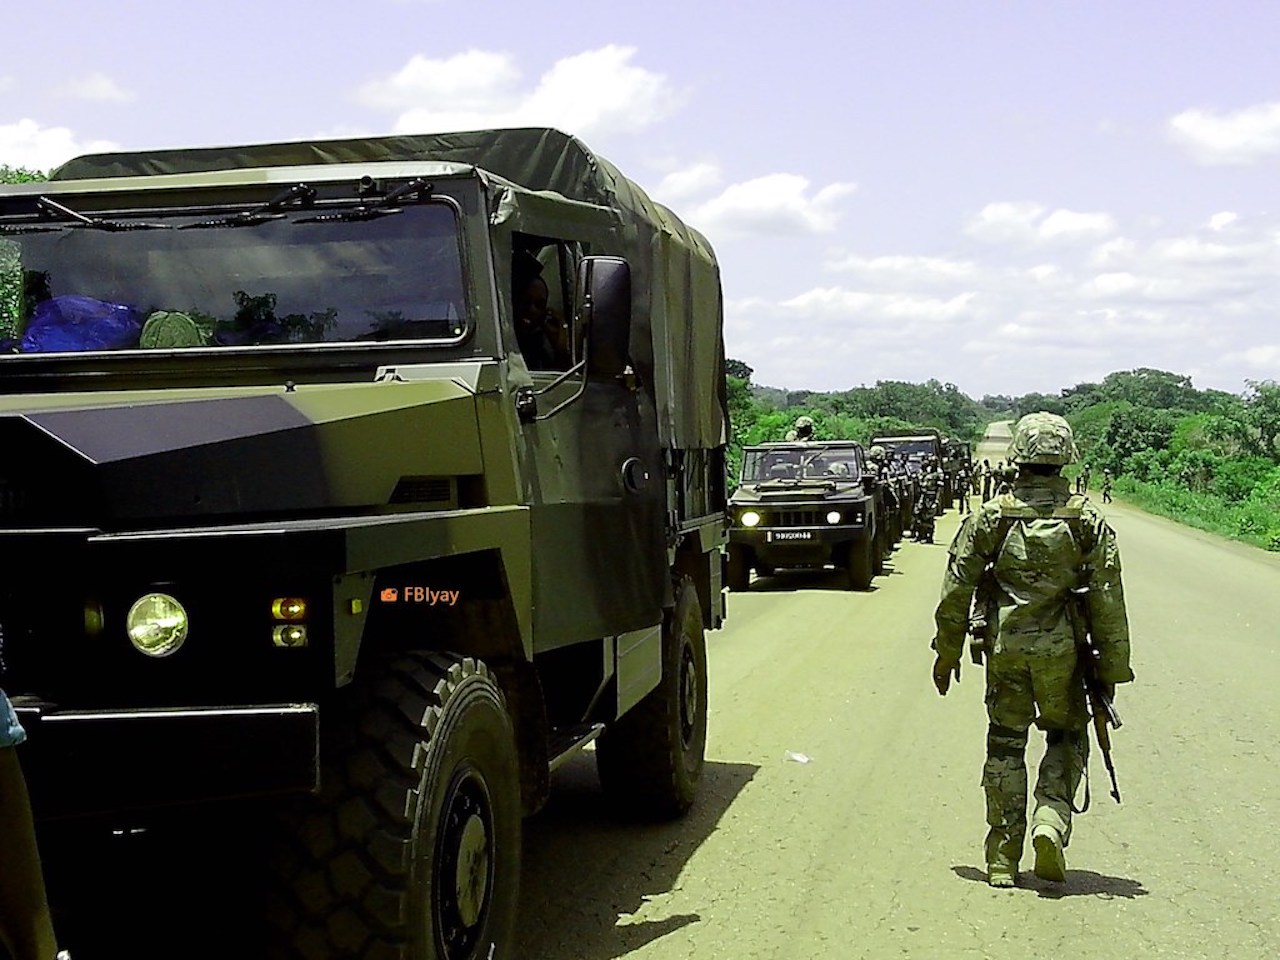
(727, 440, 882, 590)
(0, 128, 728, 960)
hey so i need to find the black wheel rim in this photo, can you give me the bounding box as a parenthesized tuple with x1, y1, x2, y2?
(679, 637, 698, 748)
(434, 767, 494, 959)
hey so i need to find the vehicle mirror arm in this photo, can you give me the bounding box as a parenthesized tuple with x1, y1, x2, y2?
(532, 347, 589, 421)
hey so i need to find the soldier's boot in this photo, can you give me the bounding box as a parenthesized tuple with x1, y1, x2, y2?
(1032, 824, 1066, 882)
(983, 723, 1029, 888)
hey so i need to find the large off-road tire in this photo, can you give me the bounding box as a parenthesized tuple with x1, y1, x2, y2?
(596, 577, 707, 819)
(269, 652, 521, 960)
(726, 545, 752, 592)
(845, 538, 874, 591)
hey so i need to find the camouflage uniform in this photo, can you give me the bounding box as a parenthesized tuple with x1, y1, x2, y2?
(932, 414, 1133, 885)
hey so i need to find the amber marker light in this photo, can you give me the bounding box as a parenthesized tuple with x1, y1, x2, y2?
(271, 598, 309, 621)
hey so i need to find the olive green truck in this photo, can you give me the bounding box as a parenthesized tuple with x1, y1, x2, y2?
(0, 128, 728, 960)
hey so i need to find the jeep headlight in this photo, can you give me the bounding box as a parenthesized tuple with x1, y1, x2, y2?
(826, 511, 842, 524)
(126, 593, 188, 658)
(740, 510, 761, 528)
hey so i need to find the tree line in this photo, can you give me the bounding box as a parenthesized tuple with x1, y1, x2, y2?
(725, 358, 988, 486)
(1008, 368, 1280, 551)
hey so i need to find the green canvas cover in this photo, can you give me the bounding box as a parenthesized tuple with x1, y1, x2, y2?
(52, 128, 728, 451)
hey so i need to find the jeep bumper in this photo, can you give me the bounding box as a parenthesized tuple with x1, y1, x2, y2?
(730, 525, 869, 565)
(12, 702, 319, 819)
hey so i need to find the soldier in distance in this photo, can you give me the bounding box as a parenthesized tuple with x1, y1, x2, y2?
(784, 416, 815, 442)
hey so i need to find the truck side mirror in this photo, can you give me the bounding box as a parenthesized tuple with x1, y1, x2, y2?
(577, 256, 631, 379)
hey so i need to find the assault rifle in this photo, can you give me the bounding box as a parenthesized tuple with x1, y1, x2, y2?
(1068, 566, 1122, 804)
(967, 564, 999, 666)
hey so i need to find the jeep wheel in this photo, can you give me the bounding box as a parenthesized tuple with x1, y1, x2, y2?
(597, 577, 707, 819)
(846, 538, 874, 591)
(269, 653, 521, 960)
(726, 545, 752, 592)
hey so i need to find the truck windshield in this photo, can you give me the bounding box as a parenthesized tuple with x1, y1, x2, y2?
(741, 445, 862, 483)
(874, 439, 938, 458)
(0, 202, 466, 355)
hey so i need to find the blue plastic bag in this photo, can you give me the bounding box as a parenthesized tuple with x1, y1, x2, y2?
(20, 295, 143, 353)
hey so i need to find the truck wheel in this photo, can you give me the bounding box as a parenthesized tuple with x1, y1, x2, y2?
(596, 577, 707, 819)
(270, 653, 521, 960)
(846, 538, 874, 591)
(726, 545, 752, 592)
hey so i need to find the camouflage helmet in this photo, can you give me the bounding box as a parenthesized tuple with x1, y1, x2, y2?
(868, 444, 886, 460)
(794, 415, 814, 429)
(1007, 412, 1079, 466)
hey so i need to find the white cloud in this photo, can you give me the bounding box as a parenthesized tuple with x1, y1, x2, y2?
(1207, 211, 1238, 231)
(651, 162, 722, 203)
(823, 253, 976, 284)
(689, 174, 856, 236)
(1169, 101, 1280, 165)
(1089, 237, 1136, 267)
(964, 201, 1045, 244)
(357, 45, 681, 139)
(1038, 209, 1116, 241)
(965, 201, 1115, 246)
(55, 72, 134, 103)
(779, 286, 978, 323)
(0, 119, 118, 172)
(1223, 344, 1280, 369)
(356, 50, 520, 113)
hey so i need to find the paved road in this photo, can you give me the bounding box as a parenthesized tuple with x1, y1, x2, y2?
(517, 425, 1280, 960)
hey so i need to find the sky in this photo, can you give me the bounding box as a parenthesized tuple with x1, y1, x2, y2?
(2, 0, 1278, 399)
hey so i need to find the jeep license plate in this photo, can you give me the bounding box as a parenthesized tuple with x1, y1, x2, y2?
(769, 530, 813, 541)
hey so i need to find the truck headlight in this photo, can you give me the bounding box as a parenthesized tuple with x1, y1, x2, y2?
(826, 511, 842, 524)
(740, 511, 761, 527)
(126, 593, 188, 658)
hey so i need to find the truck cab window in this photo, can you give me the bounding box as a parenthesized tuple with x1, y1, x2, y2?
(512, 238, 574, 371)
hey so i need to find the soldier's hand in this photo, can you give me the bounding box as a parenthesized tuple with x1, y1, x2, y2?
(932, 655, 961, 696)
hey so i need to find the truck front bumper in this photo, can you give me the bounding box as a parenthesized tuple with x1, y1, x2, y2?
(12, 702, 319, 820)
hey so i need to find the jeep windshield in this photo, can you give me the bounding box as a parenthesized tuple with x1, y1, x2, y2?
(0, 198, 466, 356)
(741, 444, 863, 483)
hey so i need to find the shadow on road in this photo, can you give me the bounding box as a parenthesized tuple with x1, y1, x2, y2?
(517, 755, 759, 960)
(40, 756, 757, 960)
(951, 864, 1149, 899)
(748, 570, 881, 593)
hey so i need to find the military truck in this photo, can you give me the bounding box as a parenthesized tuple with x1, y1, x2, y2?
(0, 128, 728, 960)
(727, 440, 882, 590)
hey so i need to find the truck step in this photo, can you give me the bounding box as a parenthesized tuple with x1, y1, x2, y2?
(547, 723, 605, 772)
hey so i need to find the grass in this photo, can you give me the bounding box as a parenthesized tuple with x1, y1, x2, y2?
(1113, 477, 1280, 552)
